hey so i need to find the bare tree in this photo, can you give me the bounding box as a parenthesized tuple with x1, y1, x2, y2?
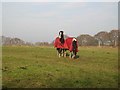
(25, 42, 34, 46)
(94, 31, 110, 46)
(77, 34, 98, 46)
(35, 42, 49, 46)
(2, 36, 25, 46)
(109, 30, 118, 46)
(2, 36, 12, 45)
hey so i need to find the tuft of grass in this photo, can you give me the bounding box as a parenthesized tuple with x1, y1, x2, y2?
(2, 46, 118, 88)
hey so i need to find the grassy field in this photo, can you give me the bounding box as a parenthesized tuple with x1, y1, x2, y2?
(2, 46, 118, 88)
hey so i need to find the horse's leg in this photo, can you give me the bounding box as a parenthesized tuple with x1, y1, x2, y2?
(64, 49, 67, 57)
(56, 48, 59, 56)
(63, 49, 66, 57)
(75, 51, 77, 56)
(61, 49, 64, 57)
(72, 50, 76, 59)
(57, 48, 61, 57)
(59, 48, 63, 58)
(72, 53, 75, 59)
(62, 49, 66, 57)
(59, 53, 61, 58)
(69, 51, 72, 58)
(57, 51, 58, 56)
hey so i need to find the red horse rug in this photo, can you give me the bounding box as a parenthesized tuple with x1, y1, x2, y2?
(54, 37, 78, 52)
(65, 37, 78, 52)
(54, 37, 68, 49)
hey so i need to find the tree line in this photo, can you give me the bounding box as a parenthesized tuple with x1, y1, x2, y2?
(1, 30, 119, 46)
(77, 30, 119, 46)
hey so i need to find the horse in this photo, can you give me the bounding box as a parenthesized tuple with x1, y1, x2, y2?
(54, 31, 78, 58)
(54, 31, 68, 57)
(64, 37, 78, 58)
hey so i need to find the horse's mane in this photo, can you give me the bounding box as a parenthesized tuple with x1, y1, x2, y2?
(59, 31, 64, 44)
(60, 34, 64, 44)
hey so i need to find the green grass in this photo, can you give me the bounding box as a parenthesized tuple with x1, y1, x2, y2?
(2, 46, 118, 88)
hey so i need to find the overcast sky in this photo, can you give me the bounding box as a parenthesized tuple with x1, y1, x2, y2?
(2, 2, 118, 43)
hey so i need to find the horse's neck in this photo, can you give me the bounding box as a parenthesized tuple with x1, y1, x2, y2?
(59, 36, 61, 38)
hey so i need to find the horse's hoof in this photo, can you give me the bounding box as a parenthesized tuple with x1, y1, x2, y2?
(72, 55, 75, 59)
(59, 54, 61, 58)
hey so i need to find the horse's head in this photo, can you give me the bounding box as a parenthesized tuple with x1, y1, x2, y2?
(59, 31, 64, 38)
(72, 38, 77, 42)
(59, 31, 64, 44)
(72, 38, 77, 57)
(72, 38, 77, 45)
